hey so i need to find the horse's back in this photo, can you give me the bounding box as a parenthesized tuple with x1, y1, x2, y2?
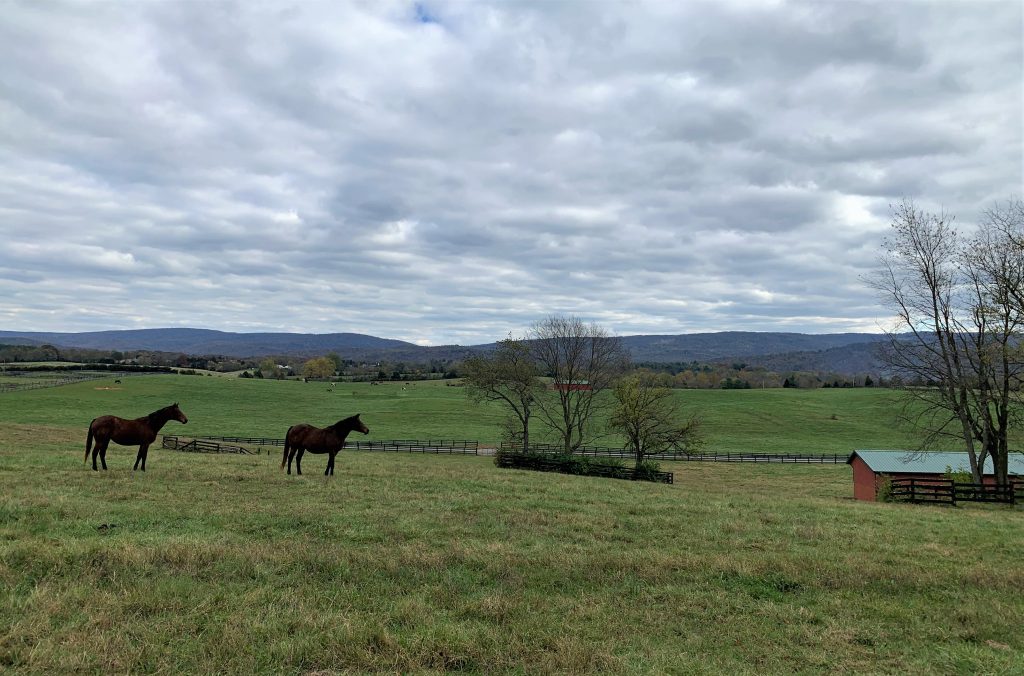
(92, 415, 153, 445)
(286, 423, 317, 445)
(89, 415, 118, 433)
(287, 424, 340, 453)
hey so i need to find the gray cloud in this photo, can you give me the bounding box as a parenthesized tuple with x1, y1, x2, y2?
(0, 0, 1020, 345)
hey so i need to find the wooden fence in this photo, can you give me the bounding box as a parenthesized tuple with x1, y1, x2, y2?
(889, 478, 1021, 506)
(500, 442, 845, 463)
(495, 453, 673, 484)
(190, 435, 286, 447)
(674, 451, 847, 464)
(499, 442, 695, 460)
(0, 374, 108, 393)
(0, 371, 149, 393)
(346, 440, 479, 454)
(164, 435, 478, 455)
(162, 436, 259, 454)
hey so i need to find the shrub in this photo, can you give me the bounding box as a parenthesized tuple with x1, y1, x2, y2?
(633, 460, 663, 481)
(943, 465, 973, 484)
(876, 476, 894, 502)
(495, 451, 669, 483)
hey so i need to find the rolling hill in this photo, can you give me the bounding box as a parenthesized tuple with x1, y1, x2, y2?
(0, 328, 888, 374)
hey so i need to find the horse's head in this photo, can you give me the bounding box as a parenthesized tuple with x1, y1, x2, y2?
(171, 402, 188, 424)
(341, 413, 369, 435)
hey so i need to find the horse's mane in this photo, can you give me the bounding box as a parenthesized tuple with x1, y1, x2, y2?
(331, 414, 361, 428)
(147, 403, 178, 425)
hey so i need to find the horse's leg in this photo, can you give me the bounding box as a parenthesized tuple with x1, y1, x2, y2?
(287, 447, 296, 475)
(139, 443, 149, 472)
(296, 449, 304, 475)
(92, 441, 100, 471)
(325, 452, 334, 476)
(99, 441, 108, 471)
(133, 445, 143, 471)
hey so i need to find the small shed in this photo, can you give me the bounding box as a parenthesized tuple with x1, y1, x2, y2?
(847, 450, 1024, 501)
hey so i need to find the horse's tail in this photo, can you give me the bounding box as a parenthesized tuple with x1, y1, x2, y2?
(85, 420, 95, 463)
(281, 426, 293, 470)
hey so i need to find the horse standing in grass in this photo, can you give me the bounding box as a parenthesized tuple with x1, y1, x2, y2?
(281, 414, 369, 476)
(85, 403, 188, 471)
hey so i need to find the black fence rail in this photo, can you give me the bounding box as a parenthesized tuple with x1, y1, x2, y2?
(162, 436, 259, 455)
(499, 442, 845, 463)
(888, 478, 956, 505)
(499, 442, 694, 460)
(347, 440, 479, 454)
(191, 435, 286, 447)
(496, 453, 673, 484)
(0, 371, 153, 393)
(675, 452, 846, 463)
(0, 374, 109, 393)
(167, 435, 479, 455)
(890, 478, 1021, 506)
(954, 482, 1019, 504)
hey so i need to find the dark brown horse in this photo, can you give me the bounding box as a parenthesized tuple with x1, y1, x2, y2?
(85, 403, 188, 471)
(281, 414, 369, 476)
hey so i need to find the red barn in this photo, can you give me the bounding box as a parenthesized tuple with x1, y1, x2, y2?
(847, 450, 1024, 501)
(552, 380, 592, 392)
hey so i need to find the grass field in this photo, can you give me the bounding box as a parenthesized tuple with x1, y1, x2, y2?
(1, 375, 1022, 672)
(0, 373, 952, 451)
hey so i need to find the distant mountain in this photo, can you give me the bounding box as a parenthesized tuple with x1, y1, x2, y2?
(737, 342, 888, 375)
(619, 332, 883, 363)
(0, 328, 889, 373)
(0, 328, 415, 357)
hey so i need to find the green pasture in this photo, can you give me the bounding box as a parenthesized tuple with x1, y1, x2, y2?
(0, 373, 949, 452)
(1, 375, 1022, 672)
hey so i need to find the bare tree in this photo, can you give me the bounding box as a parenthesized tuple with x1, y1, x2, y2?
(462, 337, 542, 452)
(609, 373, 704, 468)
(528, 315, 630, 453)
(870, 199, 1023, 486)
(983, 199, 1024, 316)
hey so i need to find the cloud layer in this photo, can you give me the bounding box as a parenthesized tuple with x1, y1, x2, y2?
(1, 0, 1020, 344)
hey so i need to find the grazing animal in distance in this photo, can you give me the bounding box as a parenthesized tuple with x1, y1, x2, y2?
(281, 414, 369, 476)
(85, 403, 188, 471)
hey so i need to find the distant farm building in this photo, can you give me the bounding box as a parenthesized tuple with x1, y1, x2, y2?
(847, 450, 1024, 501)
(552, 380, 592, 392)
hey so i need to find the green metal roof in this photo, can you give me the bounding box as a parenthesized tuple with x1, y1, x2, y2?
(848, 450, 1024, 475)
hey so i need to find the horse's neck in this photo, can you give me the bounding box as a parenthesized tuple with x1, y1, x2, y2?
(329, 423, 352, 439)
(147, 410, 174, 431)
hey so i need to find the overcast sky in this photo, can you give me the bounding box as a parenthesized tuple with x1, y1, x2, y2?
(0, 1, 1020, 345)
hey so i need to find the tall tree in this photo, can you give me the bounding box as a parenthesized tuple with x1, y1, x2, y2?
(609, 374, 704, 468)
(302, 356, 336, 380)
(870, 199, 1023, 486)
(528, 315, 630, 453)
(259, 358, 283, 380)
(326, 352, 343, 372)
(462, 337, 542, 452)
